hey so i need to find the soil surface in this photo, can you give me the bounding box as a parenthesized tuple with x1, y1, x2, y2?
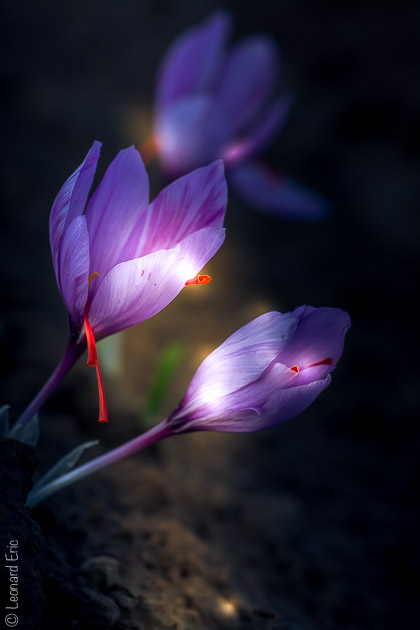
(1, 1, 419, 629)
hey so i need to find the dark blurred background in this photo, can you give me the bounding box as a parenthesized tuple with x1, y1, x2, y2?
(0, 1, 419, 629)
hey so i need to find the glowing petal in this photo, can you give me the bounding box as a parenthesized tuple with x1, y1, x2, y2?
(88, 227, 225, 339)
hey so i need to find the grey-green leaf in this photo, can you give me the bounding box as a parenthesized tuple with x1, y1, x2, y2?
(9, 413, 40, 446)
(31, 440, 99, 492)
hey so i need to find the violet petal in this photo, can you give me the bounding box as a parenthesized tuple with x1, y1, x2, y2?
(155, 96, 229, 176)
(222, 95, 293, 166)
(156, 10, 232, 112)
(215, 35, 278, 134)
(49, 141, 101, 277)
(173, 312, 298, 419)
(229, 160, 330, 220)
(89, 226, 225, 338)
(129, 160, 227, 259)
(279, 306, 351, 381)
(58, 216, 90, 329)
(85, 146, 149, 284)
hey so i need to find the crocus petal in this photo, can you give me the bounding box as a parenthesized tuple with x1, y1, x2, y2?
(215, 36, 278, 134)
(173, 312, 299, 419)
(58, 216, 90, 329)
(222, 95, 293, 167)
(156, 10, 232, 112)
(167, 305, 350, 434)
(49, 141, 101, 276)
(173, 370, 331, 434)
(257, 375, 332, 430)
(127, 161, 227, 259)
(279, 306, 351, 381)
(89, 227, 225, 339)
(155, 96, 229, 177)
(213, 375, 332, 433)
(85, 147, 149, 283)
(229, 161, 330, 220)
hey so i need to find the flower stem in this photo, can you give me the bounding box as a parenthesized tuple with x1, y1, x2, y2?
(11, 341, 84, 435)
(27, 420, 172, 508)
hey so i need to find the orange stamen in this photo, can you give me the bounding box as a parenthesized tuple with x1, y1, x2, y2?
(137, 135, 160, 166)
(308, 357, 333, 368)
(185, 274, 212, 286)
(291, 365, 300, 373)
(84, 300, 109, 424)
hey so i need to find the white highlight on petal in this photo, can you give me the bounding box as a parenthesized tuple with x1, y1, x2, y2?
(176, 256, 202, 284)
(187, 350, 230, 409)
(195, 382, 224, 407)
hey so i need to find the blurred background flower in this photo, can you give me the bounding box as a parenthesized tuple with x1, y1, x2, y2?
(152, 10, 328, 219)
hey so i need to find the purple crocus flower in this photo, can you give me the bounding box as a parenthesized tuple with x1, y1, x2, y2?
(148, 11, 327, 220)
(26, 305, 350, 507)
(166, 305, 350, 433)
(16, 142, 226, 428)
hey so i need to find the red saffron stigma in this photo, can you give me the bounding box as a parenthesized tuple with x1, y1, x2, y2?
(95, 362, 108, 424)
(84, 303, 98, 367)
(291, 365, 300, 373)
(185, 274, 212, 286)
(308, 357, 333, 368)
(84, 300, 109, 424)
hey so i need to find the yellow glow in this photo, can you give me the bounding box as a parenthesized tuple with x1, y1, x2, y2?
(88, 272, 99, 290)
(218, 598, 237, 618)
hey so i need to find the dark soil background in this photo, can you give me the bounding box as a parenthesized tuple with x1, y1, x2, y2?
(1, 1, 419, 629)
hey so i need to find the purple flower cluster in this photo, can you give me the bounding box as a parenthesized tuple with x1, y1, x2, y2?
(13, 10, 351, 504)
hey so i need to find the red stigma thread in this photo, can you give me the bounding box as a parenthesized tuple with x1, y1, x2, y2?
(291, 365, 300, 373)
(185, 274, 212, 286)
(308, 357, 333, 368)
(84, 273, 109, 423)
